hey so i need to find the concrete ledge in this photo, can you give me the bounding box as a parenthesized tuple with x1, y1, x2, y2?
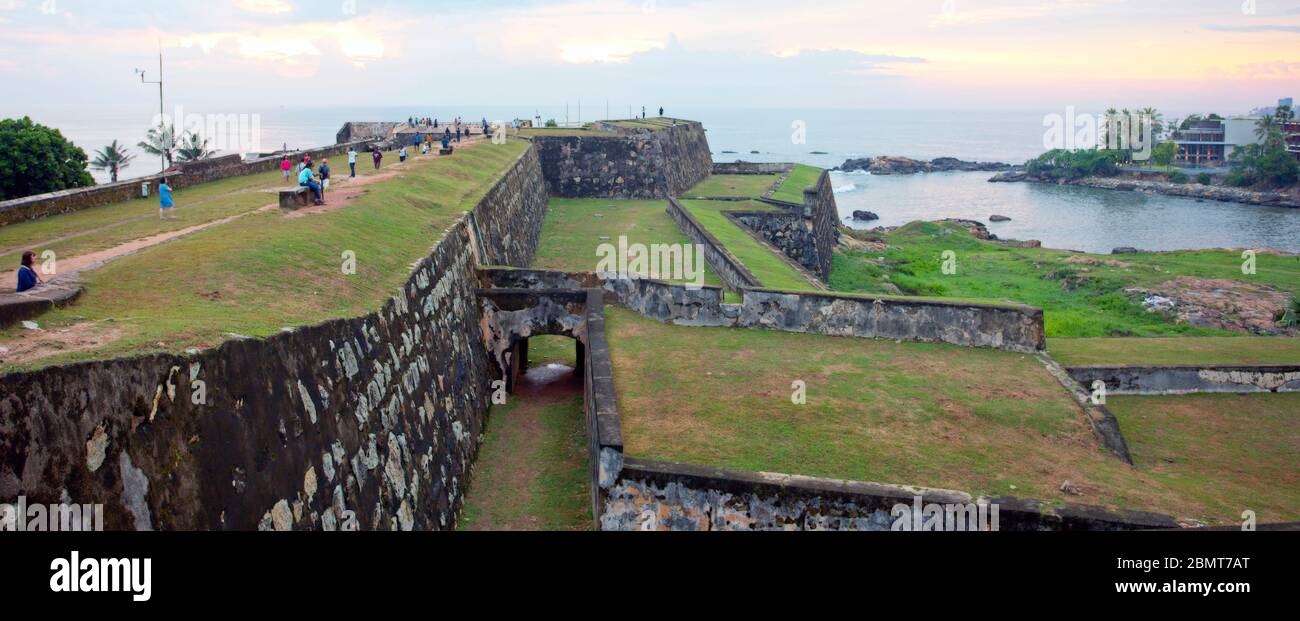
(604, 457, 1180, 531)
(0, 282, 84, 328)
(1067, 365, 1300, 395)
(666, 197, 762, 291)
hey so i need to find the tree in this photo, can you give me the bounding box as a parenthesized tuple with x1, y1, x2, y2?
(1227, 142, 1299, 188)
(90, 140, 136, 183)
(138, 123, 179, 168)
(1276, 105, 1295, 122)
(1139, 107, 1164, 139)
(176, 131, 213, 162)
(1255, 116, 1281, 146)
(0, 116, 94, 200)
(1149, 141, 1176, 168)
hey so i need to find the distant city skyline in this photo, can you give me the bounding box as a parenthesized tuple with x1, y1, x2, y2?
(1, 0, 1297, 114)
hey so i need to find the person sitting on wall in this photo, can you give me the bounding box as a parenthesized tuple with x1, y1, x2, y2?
(298, 163, 324, 206)
(16, 251, 42, 293)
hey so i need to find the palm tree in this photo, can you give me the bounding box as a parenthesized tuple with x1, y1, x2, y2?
(90, 140, 135, 183)
(176, 131, 213, 162)
(138, 124, 178, 168)
(1255, 115, 1281, 145)
(1139, 107, 1164, 140)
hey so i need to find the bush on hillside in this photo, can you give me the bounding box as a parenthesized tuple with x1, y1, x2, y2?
(0, 116, 94, 200)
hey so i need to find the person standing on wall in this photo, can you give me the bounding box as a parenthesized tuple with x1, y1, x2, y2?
(347, 147, 358, 178)
(659, 107, 664, 117)
(158, 177, 176, 220)
(16, 251, 43, 293)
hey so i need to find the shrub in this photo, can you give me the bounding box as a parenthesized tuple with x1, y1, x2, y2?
(1025, 149, 1121, 181)
(1196, 172, 1213, 185)
(544, 119, 558, 128)
(0, 116, 94, 200)
(1168, 171, 1188, 184)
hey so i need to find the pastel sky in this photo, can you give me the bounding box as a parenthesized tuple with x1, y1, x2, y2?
(0, 0, 1297, 113)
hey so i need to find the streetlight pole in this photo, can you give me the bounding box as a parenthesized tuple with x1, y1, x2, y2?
(136, 45, 165, 172)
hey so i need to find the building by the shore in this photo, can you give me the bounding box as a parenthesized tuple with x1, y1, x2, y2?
(1172, 117, 1260, 167)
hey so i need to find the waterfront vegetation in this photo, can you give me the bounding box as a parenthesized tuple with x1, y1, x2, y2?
(830, 220, 1300, 338)
(0, 140, 529, 371)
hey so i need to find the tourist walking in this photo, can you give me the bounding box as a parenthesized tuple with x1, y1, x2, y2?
(281, 156, 292, 183)
(347, 147, 358, 177)
(16, 251, 42, 293)
(158, 177, 176, 220)
(455, 127, 461, 143)
(372, 147, 382, 170)
(298, 163, 324, 206)
(399, 146, 407, 163)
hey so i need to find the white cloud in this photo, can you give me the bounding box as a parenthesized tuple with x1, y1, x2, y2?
(233, 0, 292, 15)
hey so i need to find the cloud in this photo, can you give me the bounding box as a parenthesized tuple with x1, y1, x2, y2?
(0, 1, 25, 10)
(233, 0, 292, 15)
(1204, 24, 1300, 33)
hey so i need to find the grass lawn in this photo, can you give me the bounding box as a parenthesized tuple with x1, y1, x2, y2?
(832, 221, 1300, 337)
(518, 128, 620, 138)
(682, 174, 779, 198)
(531, 198, 721, 287)
(458, 335, 590, 530)
(607, 118, 678, 130)
(1107, 393, 1300, 524)
(1050, 336, 1300, 366)
(0, 140, 529, 372)
(604, 306, 1290, 523)
(678, 199, 816, 291)
(770, 163, 823, 203)
(0, 148, 410, 271)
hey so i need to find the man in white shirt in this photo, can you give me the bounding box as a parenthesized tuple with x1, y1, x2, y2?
(347, 148, 358, 178)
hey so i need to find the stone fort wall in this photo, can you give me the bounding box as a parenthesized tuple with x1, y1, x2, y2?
(529, 121, 713, 199)
(0, 144, 547, 531)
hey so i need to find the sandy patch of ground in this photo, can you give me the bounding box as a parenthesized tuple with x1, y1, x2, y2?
(0, 321, 124, 367)
(1130, 276, 1295, 334)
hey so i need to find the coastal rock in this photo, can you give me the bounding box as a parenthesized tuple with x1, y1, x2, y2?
(989, 214, 1011, 222)
(851, 210, 879, 221)
(992, 173, 1300, 208)
(839, 156, 1016, 175)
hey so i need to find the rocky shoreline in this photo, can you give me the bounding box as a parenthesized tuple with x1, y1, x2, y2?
(837, 155, 1018, 175)
(989, 171, 1300, 208)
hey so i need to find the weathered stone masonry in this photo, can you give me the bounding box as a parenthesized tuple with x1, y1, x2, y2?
(530, 121, 713, 199)
(0, 143, 549, 531)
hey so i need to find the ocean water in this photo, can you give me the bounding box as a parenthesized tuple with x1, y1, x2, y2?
(6, 104, 1299, 252)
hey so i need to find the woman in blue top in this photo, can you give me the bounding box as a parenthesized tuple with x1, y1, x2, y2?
(158, 178, 176, 220)
(17, 251, 42, 292)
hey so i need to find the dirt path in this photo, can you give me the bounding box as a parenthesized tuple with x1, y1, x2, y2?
(0, 136, 487, 286)
(459, 362, 587, 531)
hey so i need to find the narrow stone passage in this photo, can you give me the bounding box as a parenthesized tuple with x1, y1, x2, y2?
(458, 336, 591, 531)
